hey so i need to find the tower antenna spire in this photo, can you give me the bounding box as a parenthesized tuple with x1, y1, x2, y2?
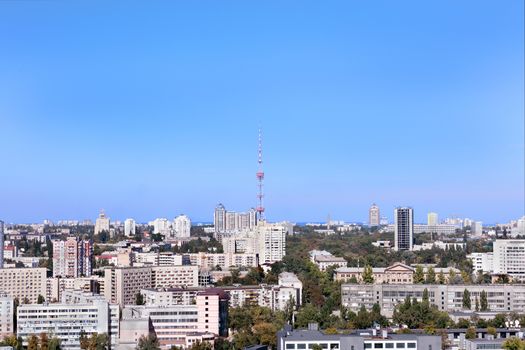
(256, 127, 265, 221)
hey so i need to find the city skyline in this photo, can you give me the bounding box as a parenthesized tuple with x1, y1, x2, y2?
(0, 1, 523, 224)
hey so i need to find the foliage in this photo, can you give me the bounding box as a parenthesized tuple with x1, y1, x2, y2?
(38, 295, 45, 304)
(40, 333, 49, 350)
(425, 267, 436, 284)
(135, 293, 145, 305)
(228, 306, 287, 349)
(502, 338, 525, 350)
(137, 334, 161, 350)
(362, 265, 374, 284)
(28, 335, 39, 350)
(414, 266, 425, 284)
(462, 289, 471, 310)
(393, 296, 452, 329)
(465, 326, 476, 339)
(480, 290, 489, 311)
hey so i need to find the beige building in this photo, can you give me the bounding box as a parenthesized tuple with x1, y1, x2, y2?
(334, 262, 460, 284)
(0, 268, 47, 303)
(94, 210, 110, 235)
(152, 265, 199, 289)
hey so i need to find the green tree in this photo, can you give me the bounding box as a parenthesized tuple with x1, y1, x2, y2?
(27, 335, 39, 350)
(502, 338, 525, 350)
(475, 297, 479, 312)
(295, 304, 320, 328)
(465, 326, 476, 339)
(438, 271, 446, 284)
(37, 295, 45, 304)
(480, 290, 489, 311)
(40, 333, 49, 350)
(414, 265, 425, 284)
(487, 327, 497, 336)
(87, 333, 108, 350)
(362, 265, 374, 284)
(135, 293, 145, 305)
(425, 267, 436, 284)
(49, 337, 61, 350)
(448, 269, 456, 284)
(355, 305, 372, 329)
(462, 289, 471, 310)
(136, 334, 160, 350)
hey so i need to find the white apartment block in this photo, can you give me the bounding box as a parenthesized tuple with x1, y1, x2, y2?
(467, 252, 494, 273)
(45, 276, 101, 302)
(124, 218, 136, 237)
(341, 284, 525, 318)
(173, 215, 191, 238)
(132, 251, 184, 266)
(120, 289, 228, 349)
(52, 237, 93, 278)
(0, 292, 14, 337)
(187, 252, 258, 270)
(256, 221, 287, 264)
(0, 268, 47, 303)
(17, 291, 119, 350)
(493, 239, 525, 280)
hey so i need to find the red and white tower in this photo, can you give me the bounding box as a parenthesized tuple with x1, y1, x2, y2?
(256, 128, 265, 222)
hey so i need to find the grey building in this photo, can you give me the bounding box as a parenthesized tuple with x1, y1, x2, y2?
(277, 325, 441, 350)
(341, 284, 525, 318)
(394, 208, 413, 251)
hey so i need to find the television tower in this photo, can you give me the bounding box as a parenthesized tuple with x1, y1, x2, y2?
(256, 128, 265, 222)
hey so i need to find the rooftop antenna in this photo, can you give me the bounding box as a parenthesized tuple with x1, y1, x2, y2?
(256, 128, 265, 222)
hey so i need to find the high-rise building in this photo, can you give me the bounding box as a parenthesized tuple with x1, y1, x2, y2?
(493, 239, 525, 280)
(369, 204, 380, 227)
(0, 292, 14, 337)
(472, 221, 483, 236)
(124, 218, 136, 237)
(0, 268, 47, 303)
(394, 207, 413, 251)
(0, 220, 4, 269)
(151, 218, 170, 235)
(94, 210, 110, 235)
(214, 204, 226, 234)
(427, 212, 438, 226)
(173, 215, 191, 238)
(53, 237, 93, 278)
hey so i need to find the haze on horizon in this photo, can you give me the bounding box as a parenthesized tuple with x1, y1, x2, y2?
(0, 1, 523, 224)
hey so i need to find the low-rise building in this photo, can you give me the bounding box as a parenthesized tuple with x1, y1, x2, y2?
(17, 291, 119, 350)
(277, 325, 441, 350)
(341, 283, 525, 318)
(309, 250, 347, 272)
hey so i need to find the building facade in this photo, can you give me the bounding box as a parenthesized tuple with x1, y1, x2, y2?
(94, 210, 110, 235)
(0, 292, 14, 337)
(395, 207, 413, 251)
(173, 215, 191, 238)
(369, 204, 380, 227)
(0, 268, 47, 303)
(52, 237, 93, 278)
(124, 218, 136, 237)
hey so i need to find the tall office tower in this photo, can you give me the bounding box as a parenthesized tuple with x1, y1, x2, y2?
(256, 221, 287, 264)
(53, 237, 93, 278)
(472, 221, 483, 236)
(214, 204, 226, 233)
(225, 211, 237, 231)
(173, 214, 191, 238)
(94, 210, 110, 235)
(394, 207, 413, 251)
(369, 204, 380, 227)
(427, 212, 438, 226)
(124, 218, 136, 237)
(0, 220, 4, 269)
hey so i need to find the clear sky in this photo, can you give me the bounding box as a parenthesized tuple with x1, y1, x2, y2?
(0, 1, 523, 224)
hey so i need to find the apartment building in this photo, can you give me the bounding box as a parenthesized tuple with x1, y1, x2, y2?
(0, 268, 47, 303)
(335, 262, 459, 284)
(493, 240, 525, 280)
(187, 252, 259, 270)
(120, 289, 228, 349)
(104, 266, 199, 306)
(0, 292, 14, 337)
(341, 284, 525, 318)
(52, 236, 93, 278)
(46, 276, 101, 302)
(17, 291, 119, 350)
(141, 272, 302, 312)
(467, 252, 494, 273)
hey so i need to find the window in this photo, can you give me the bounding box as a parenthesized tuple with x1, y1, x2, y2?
(286, 345, 295, 349)
(396, 344, 405, 349)
(365, 344, 372, 349)
(374, 344, 384, 348)
(386, 344, 394, 348)
(298, 344, 306, 349)
(407, 344, 416, 348)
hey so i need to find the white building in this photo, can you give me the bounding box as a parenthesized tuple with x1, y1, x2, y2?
(151, 218, 171, 235)
(427, 212, 438, 226)
(0, 292, 14, 337)
(493, 239, 525, 280)
(256, 221, 287, 264)
(94, 210, 110, 235)
(369, 204, 380, 227)
(173, 215, 191, 238)
(309, 250, 347, 271)
(17, 291, 119, 350)
(472, 221, 483, 236)
(467, 252, 494, 273)
(0, 220, 4, 269)
(124, 218, 136, 237)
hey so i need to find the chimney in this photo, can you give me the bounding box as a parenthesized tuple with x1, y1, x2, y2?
(382, 330, 388, 339)
(308, 323, 319, 331)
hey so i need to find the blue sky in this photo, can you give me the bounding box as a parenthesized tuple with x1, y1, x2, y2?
(0, 1, 523, 224)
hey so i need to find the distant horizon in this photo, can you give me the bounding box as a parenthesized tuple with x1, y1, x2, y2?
(1, 1, 523, 224)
